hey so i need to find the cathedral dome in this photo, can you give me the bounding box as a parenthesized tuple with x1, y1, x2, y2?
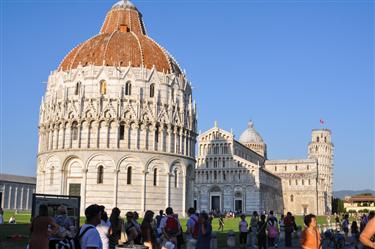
(239, 121, 264, 144)
(59, 0, 181, 74)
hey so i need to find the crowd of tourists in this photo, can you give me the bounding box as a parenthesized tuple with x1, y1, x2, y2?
(27, 204, 211, 249)
(236, 210, 299, 249)
(10, 202, 374, 249)
(235, 210, 375, 249)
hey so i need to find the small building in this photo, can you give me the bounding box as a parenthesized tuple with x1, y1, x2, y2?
(343, 196, 375, 213)
(0, 173, 36, 211)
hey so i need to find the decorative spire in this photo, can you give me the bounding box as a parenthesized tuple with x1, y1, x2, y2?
(214, 120, 218, 128)
(248, 120, 254, 128)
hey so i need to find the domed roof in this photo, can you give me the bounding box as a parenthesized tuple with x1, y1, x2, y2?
(239, 121, 264, 144)
(59, 0, 181, 74)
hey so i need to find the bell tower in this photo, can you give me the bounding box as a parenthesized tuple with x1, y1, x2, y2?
(308, 129, 334, 214)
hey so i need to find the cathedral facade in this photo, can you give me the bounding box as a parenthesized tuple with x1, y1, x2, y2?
(36, 0, 197, 216)
(195, 122, 333, 215)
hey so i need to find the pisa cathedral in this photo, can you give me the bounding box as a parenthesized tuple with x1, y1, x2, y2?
(36, 0, 333, 216)
(194, 122, 334, 215)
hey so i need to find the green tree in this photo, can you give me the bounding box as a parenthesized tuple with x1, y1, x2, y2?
(332, 198, 345, 213)
(354, 193, 373, 196)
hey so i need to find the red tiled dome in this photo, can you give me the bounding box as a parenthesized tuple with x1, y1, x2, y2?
(59, 0, 181, 74)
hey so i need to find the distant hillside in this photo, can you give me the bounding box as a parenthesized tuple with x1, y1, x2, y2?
(333, 190, 375, 199)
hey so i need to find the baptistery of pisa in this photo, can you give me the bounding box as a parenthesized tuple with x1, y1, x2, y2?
(36, 0, 196, 216)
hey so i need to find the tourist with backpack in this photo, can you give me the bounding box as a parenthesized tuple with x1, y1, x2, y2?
(196, 212, 212, 249)
(267, 214, 279, 249)
(160, 207, 181, 248)
(79, 204, 103, 249)
(186, 207, 199, 249)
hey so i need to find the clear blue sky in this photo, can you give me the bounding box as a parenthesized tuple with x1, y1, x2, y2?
(1, 0, 374, 191)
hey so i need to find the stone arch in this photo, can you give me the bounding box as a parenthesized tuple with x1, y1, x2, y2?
(169, 159, 185, 175)
(145, 157, 168, 173)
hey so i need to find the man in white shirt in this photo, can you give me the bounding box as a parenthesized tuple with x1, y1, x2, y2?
(79, 204, 103, 249)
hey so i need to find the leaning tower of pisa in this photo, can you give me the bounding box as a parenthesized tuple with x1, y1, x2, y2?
(308, 129, 334, 214)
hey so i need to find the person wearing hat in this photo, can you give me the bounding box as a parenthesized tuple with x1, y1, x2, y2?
(79, 204, 103, 249)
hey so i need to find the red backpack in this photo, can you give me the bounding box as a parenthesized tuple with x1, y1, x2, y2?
(165, 216, 179, 236)
(191, 216, 199, 239)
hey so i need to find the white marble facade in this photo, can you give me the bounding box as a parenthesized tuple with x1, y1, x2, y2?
(196, 122, 333, 216)
(36, 1, 197, 217)
(194, 122, 283, 214)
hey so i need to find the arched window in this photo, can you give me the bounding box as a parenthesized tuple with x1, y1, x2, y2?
(72, 121, 78, 140)
(324, 137, 327, 143)
(206, 160, 209, 168)
(214, 171, 217, 180)
(290, 195, 294, 202)
(206, 172, 209, 180)
(285, 166, 287, 171)
(295, 165, 298, 171)
(289, 179, 292, 186)
(315, 145, 318, 152)
(97, 165, 104, 184)
(127, 167, 132, 184)
(307, 165, 310, 170)
(295, 179, 298, 185)
(125, 81, 131, 95)
(302, 179, 304, 185)
(150, 83, 155, 98)
(308, 179, 311, 185)
(50, 167, 54, 185)
(119, 123, 125, 140)
(153, 168, 157, 186)
(316, 136, 319, 142)
(214, 159, 217, 168)
(222, 159, 225, 167)
(274, 166, 277, 171)
(174, 169, 178, 188)
(75, 82, 81, 95)
(100, 80, 107, 95)
(223, 172, 226, 181)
